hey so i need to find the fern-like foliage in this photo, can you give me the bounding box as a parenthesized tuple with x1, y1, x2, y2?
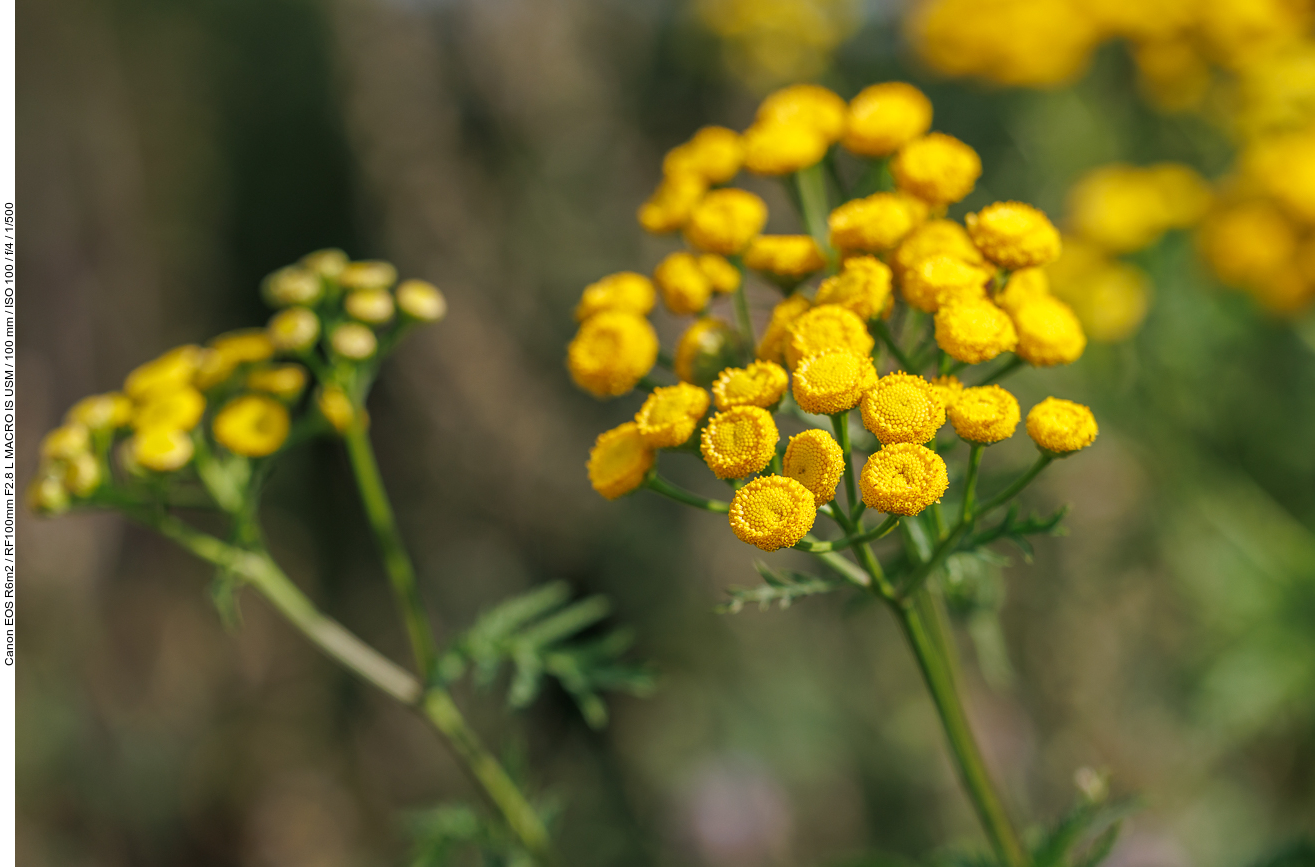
(406, 802, 534, 867)
(966, 503, 1069, 562)
(1031, 796, 1140, 867)
(718, 562, 846, 614)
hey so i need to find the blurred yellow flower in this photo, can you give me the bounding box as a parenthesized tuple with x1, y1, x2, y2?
(131, 426, 195, 473)
(967, 201, 1063, 269)
(345, 289, 396, 325)
(635, 383, 711, 448)
(743, 234, 827, 278)
(575, 272, 657, 322)
(828, 192, 927, 253)
(663, 126, 744, 184)
(123, 345, 202, 401)
(891, 133, 982, 206)
(815, 255, 893, 321)
(675, 318, 742, 386)
(339, 260, 398, 291)
(901, 254, 992, 313)
(684, 188, 769, 255)
(268, 307, 321, 353)
(655, 252, 716, 316)
(213, 394, 291, 458)
(134, 387, 205, 432)
(843, 82, 934, 157)
(65, 393, 133, 431)
(396, 279, 448, 322)
(1011, 296, 1087, 365)
(568, 311, 659, 397)
(588, 422, 655, 500)
(935, 297, 1019, 363)
(757, 293, 813, 365)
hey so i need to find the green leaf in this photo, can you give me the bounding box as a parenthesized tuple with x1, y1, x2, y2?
(208, 567, 244, 632)
(1032, 797, 1139, 867)
(718, 563, 844, 614)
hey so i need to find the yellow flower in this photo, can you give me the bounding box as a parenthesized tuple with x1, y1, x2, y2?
(743, 235, 827, 278)
(815, 256, 893, 321)
(967, 201, 1062, 270)
(263, 266, 323, 307)
(65, 392, 133, 431)
(663, 126, 744, 184)
(928, 375, 963, 409)
(29, 473, 71, 514)
(302, 248, 348, 278)
(699, 254, 742, 294)
(892, 219, 984, 282)
(1198, 200, 1296, 289)
(742, 122, 830, 175)
(568, 311, 660, 397)
(134, 387, 205, 432)
(948, 385, 1020, 444)
(1027, 397, 1098, 454)
(588, 422, 655, 500)
(712, 360, 789, 410)
(684, 188, 769, 254)
(344, 289, 396, 325)
(728, 475, 817, 551)
(700, 406, 779, 479)
(860, 442, 948, 516)
(123, 345, 203, 400)
(843, 82, 933, 157)
(1133, 36, 1212, 112)
(1011, 296, 1086, 366)
(782, 429, 845, 507)
(934, 297, 1018, 363)
(268, 307, 322, 353)
(996, 266, 1051, 313)
(339, 260, 398, 291)
(1051, 258, 1151, 342)
(212, 394, 290, 457)
(784, 304, 875, 371)
(247, 364, 309, 400)
(1067, 163, 1211, 254)
(1245, 265, 1315, 315)
(756, 294, 812, 365)
(755, 84, 848, 143)
(330, 323, 378, 360)
(860, 371, 945, 444)
(828, 192, 927, 253)
(792, 348, 878, 415)
(41, 424, 90, 460)
(901, 254, 992, 313)
(317, 385, 362, 433)
(638, 174, 707, 235)
(655, 252, 715, 315)
(396, 279, 448, 322)
(634, 383, 711, 448)
(64, 452, 102, 497)
(674, 318, 741, 386)
(131, 426, 195, 472)
(576, 271, 657, 322)
(891, 133, 982, 206)
(195, 329, 277, 389)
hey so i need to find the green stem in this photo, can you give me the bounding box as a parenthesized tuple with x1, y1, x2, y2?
(731, 279, 755, 362)
(795, 162, 832, 252)
(794, 514, 899, 553)
(831, 411, 860, 517)
(962, 443, 984, 522)
(976, 453, 1053, 518)
(978, 354, 1025, 386)
(646, 474, 731, 513)
(875, 320, 915, 370)
(343, 421, 441, 679)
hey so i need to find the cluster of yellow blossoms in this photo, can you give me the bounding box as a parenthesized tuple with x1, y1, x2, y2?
(571, 81, 1098, 554)
(32, 251, 445, 515)
(695, 0, 859, 91)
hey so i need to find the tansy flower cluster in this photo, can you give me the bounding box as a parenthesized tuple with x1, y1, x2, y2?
(696, 0, 860, 91)
(32, 250, 446, 516)
(569, 81, 1098, 571)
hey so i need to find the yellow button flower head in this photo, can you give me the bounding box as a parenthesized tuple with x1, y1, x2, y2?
(996, 266, 1051, 313)
(743, 235, 826, 278)
(712, 360, 789, 410)
(195, 329, 277, 389)
(134, 387, 205, 432)
(861, 372, 945, 445)
(782, 429, 845, 506)
(756, 84, 849, 144)
(588, 422, 655, 500)
(317, 385, 362, 433)
(700, 406, 779, 479)
(212, 394, 290, 457)
(576, 271, 657, 322)
(64, 452, 102, 497)
(1027, 397, 1097, 454)
(41, 424, 90, 461)
(124, 345, 203, 400)
(828, 192, 927, 253)
(396, 279, 447, 322)
(893, 219, 985, 282)
(1051, 259, 1150, 342)
(131, 426, 195, 473)
(728, 475, 817, 552)
(699, 255, 741, 294)
(1198, 200, 1296, 288)
(792, 348, 878, 415)
(330, 323, 379, 361)
(654, 252, 715, 315)
(268, 307, 321, 353)
(892, 133, 982, 206)
(345, 289, 396, 325)
(1065, 163, 1201, 254)
(1147, 163, 1212, 228)
(928, 375, 964, 409)
(568, 311, 660, 397)
(934, 297, 1018, 364)
(247, 364, 308, 400)
(948, 385, 1020, 444)
(1134, 37, 1211, 113)
(635, 383, 711, 448)
(302, 248, 348, 278)
(1242, 127, 1315, 224)
(967, 202, 1063, 269)
(843, 82, 933, 157)
(901, 254, 992, 313)
(785, 305, 875, 371)
(638, 173, 707, 235)
(684, 188, 769, 255)
(339, 260, 398, 291)
(66, 392, 133, 431)
(1011, 296, 1086, 366)
(860, 443, 949, 516)
(742, 122, 830, 176)
(757, 294, 812, 364)
(815, 256, 893, 322)
(263, 266, 323, 307)
(663, 126, 744, 185)
(674, 317, 741, 386)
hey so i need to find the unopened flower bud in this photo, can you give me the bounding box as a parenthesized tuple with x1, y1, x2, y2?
(64, 452, 102, 497)
(330, 323, 378, 360)
(301, 248, 348, 278)
(263, 266, 323, 307)
(268, 307, 321, 352)
(339, 260, 397, 291)
(396, 279, 447, 322)
(29, 474, 70, 515)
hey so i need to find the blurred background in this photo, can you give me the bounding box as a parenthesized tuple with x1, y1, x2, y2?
(16, 0, 1315, 865)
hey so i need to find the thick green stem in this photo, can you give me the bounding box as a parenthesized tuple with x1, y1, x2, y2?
(342, 421, 440, 679)
(646, 475, 731, 513)
(962, 443, 984, 522)
(731, 279, 756, 361)
(794, 514, 899, 553)
(831, 412, 860, 517)
(795, 162, 832, 252)
(894, 589, 1028, 867)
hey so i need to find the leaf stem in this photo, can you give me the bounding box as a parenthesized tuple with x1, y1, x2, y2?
(794, 514, 899, 553)
(962, 442, 984, 522)
(831, 411, 860, 517)
(795, 162, 832, 253)
(875, 319, 915, 370)
(976, 453, 1054, 518)
(646, 474, 731, 513)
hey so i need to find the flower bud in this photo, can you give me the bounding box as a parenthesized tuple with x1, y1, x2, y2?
(268, 307, 321, 352)
(339, 260, 397, 291)
(396, 279, 447, 322)
(344, 289, 395, 325)
(301, 248, 348, 278)
(263, 266, 323, 307)
(330, 323, 378, 360)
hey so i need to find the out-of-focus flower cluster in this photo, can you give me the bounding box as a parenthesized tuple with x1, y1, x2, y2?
(568, 81, 1098, 552)
(696, 0, 860, 91)
(32, 250, 445, 515)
